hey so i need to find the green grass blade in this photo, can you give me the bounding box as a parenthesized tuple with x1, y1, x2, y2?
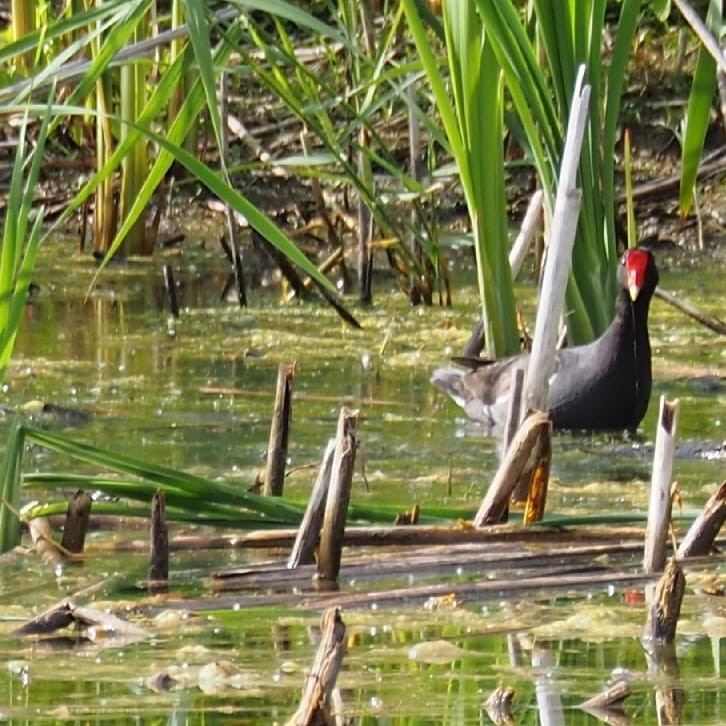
(22, 427, 303, 522)
(679, 1, 720, 216)
(0, 421, 25, 552)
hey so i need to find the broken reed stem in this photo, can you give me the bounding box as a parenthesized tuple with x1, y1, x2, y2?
(288, 438, 336, 569)
(357, 128, 373, 306)
(148, 491, 169, 585)
(644, 558, 686, 644)
(524, 67, 589, 414)
(317, 408, 358, 583)
(503, 366, 525, 451)
(60, 489, 92, 555)
(28, 517, 64, 568)
(522, 426, 552, 524)
(286, 607, 346, 726)
(643, 560, 686, 724)
(509, 189, 543, 278)
(263, 362, 296, 497)
(676, 479, 726, 558)
(474, 411, 551, 526)
(162, 264, 179, 318)
(219, 70, 247, 308)
(643, 396, 680, 573)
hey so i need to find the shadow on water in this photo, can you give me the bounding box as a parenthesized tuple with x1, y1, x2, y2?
(0, 241, 723, 723)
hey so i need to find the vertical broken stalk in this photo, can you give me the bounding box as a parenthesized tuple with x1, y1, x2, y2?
(219, 70, 247, 307)
(263, 363, 295, 497)
(288, 438, 336, 569)
(642, 559, 686, 724)
(286, 608, 346, 726)
(163, 264, 179, 318)
(317, 408, 358, 583)
(356, 0, 376, 306)
(149, 490, 169, 589)
(524, 67, 590, 413)
(474, 411, 550, 526)
(643, 396, 680, 573)
(60, 490, 93, 556)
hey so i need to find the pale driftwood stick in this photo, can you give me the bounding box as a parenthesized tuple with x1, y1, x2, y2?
(474, 411, 550, 526)
(148, 491, 169, 585)
(525, 66, 589, 414)
(677, 479, 726, 558)
(317, 409, 358, 582)
(60, 489, 92, 555)
(644, 559, 685, 644)
(263, 362, 296, 497)
(509, 190, 543, 279)
(643, 397, 680, 573)
(286, 608, 346, 726)
(28, 517, 64, 568)
(288, 439, 336, 569)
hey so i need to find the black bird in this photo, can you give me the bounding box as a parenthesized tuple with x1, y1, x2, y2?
(431, 247, 659, 433)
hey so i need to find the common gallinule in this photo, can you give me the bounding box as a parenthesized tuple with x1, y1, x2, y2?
(431, 247, 659, 432)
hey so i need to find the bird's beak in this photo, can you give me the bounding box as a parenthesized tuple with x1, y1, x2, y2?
(627, 267, 642, 301)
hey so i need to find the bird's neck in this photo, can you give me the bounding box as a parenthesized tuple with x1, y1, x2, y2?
(613, 289, 651, 331)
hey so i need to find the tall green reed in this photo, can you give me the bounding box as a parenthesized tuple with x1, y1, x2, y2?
(404, 0, 646, 350)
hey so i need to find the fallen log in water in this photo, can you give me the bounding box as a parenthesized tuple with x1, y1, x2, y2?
(86, 523, 654, 554)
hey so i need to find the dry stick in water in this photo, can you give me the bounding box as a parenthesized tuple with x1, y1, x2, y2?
(60, 489, 93, 556)
(148, 491, 169, 586)
(579, 680, 631, 722)
(677, 479, 726, 558)
(317, 408, 358, 584)
(263, 363, 296, 497)
(522, 425, 552, 525)
(162, 264, 179, 319)
(286, 607, 346, 726)
(643, 396, 681, 573)
(642, 559, 686, 724)
(474, 411, 550, 526)
(524, 65, 590, 414)
(644, 558, 686, 644)
(28, 517, 64, 568)
(288, 438, 336, 569)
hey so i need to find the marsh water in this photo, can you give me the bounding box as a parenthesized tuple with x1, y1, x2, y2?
(0, 239, 724, 723)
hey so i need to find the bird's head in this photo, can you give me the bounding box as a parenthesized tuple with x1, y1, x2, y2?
(620, 248, 658, 302)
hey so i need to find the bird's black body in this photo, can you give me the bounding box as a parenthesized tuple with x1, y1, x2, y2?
(431, 248, 659, 433)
